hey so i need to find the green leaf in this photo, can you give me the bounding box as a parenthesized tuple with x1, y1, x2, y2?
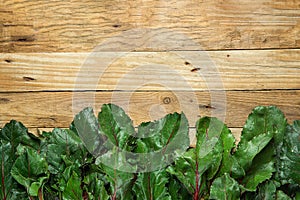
(216, 123, 244, 179)
(135, 112, 189, 170)
(277, 120, 300, 185)
(234, 132, 273, 171)
(0, 141, 26, 199)
(254, 180, 277, 200)
(75, 105, 137, 172)
(83, 172, 109, 200)
(168, 176, 192, 200)
(167, 148, 197, 195)
(218, 155, 245, 179)
(137, 112, 189, 152)
(133, 170, 171, 200)
(276, 190, 292, 200)
(99, 164, 135, 199)
(41, 128, 87, 175)
(0, 120, 40, 150)
(167, 117, 228, 199)
(241, 142, 276, 191)
(242, 161, 275, 191)
(233, 106, 288, 192)
(11, 148, 49, 196)
(41, 128, 89, 197)
(0, 121, 42, 199)
(209, 173, 240, 200)
(62, 172, 82, 200)
(98, 104, 135, 150)
(73, 107, 107, 157)
(240, 106, 287, 146)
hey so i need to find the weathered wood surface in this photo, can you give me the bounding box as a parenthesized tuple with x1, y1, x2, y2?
(0, 0, 299, 148)
(0, 50, 299, 91)
(0, 0, 299, 52)
(0, 91, 299, 128)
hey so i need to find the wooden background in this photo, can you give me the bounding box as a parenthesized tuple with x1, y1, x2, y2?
(0, 0, 299, 145)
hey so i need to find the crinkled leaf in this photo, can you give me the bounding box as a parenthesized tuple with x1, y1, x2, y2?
(0, 141, 27, 199)
(136, 112, 189, 152)
(42, 186, 60, 200)
(276, 190, 293, 200)
(209, 173, 240, 200)
(277, 120, 300, 185)
(6, 188, 28, 200)
(0, 121, 41, 199)
(135, 112, 189, 170)
(168, 176, 192, 200)
(83, 172, 109, 200)
(99, 164, 135, 199)
(73, 107, 107, 157)
(41, 128, 87, 174)
(40, 128, 86, 198)
(216, 122, 244, 179)
(240, 106, 287, 146)
(195, 117, 224, 181)
(167, 148, 196, 195)
(234, 132, 273, 171)
(133, 170, 171, 200)
(11, 148, 48, 196)
(167, 117, 226, 199)
(0, 120, 40, 150)
(75, 106, 136, 172)
(240, 141, 276, 191)
(254, 180, 277, 200)
(218, 155, 245, 179)
(98, 104, 135, 150)
(62, 172, 82, 200)
(242, 160, 275, 191)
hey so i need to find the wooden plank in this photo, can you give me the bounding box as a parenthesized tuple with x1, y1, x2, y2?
(0, 50, 299, 91)
(0, 90, 299, 129)
(1, 0, 299, 52)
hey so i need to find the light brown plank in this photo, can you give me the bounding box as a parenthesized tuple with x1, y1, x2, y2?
(0, 90, 299, 129)
(0, 0, 299, 52)
(0, 50, 299, 91)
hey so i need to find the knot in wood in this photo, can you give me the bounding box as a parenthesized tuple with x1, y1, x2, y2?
(163, 97, 171, 104)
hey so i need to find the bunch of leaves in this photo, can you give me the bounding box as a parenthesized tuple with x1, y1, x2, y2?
(0, 104, 299, 200)
(168, 106, 300, 199)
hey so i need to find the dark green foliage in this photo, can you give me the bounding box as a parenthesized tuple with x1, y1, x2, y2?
(0, 105, 299, 199)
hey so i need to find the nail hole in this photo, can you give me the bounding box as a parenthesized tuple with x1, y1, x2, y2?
(23, 76, 36, 81)
(11, 35, 35, 42)
(112, 24, 121, 28)
(18, 38, 28, 42)
(185, 61, 191, 65)
(4, 59, 12, 63)
(191, 68, 201, 72)
(199, 104, 216, 109)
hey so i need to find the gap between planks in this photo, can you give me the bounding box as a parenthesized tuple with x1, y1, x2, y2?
(0, 90, 299, 128)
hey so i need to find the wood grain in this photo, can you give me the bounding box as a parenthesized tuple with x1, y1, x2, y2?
(0, 90, 299, 129)
(0, 0, 299, 52)
(0, 50, 299, 92)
